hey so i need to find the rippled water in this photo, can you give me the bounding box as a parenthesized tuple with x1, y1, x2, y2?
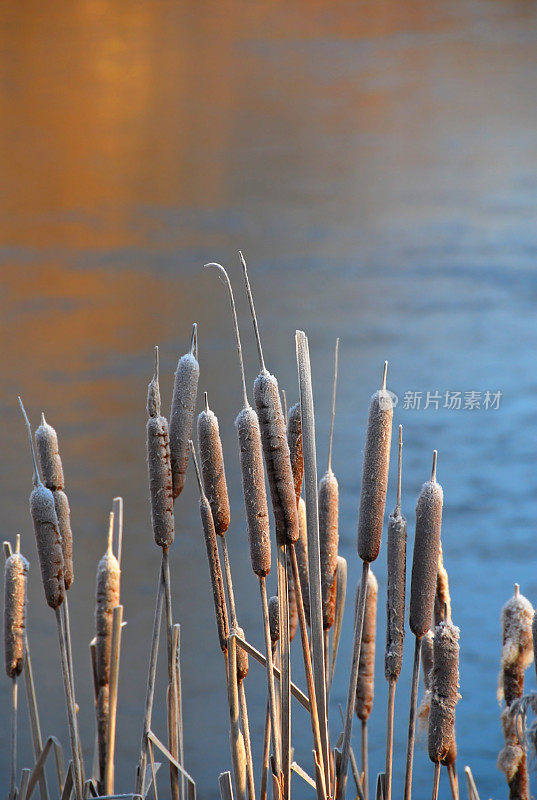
(1, 1, 537, 796)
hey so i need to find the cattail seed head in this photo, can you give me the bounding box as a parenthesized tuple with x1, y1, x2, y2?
(410, 456, 443, 638)
(319, 469, 339, 630)
(4, 550, 28, 678)
(323, 572, 337, 631)
(434, 542, 451, 627)
(355, 569, 378, 721)
(198, 401, 230, 537)
(169, 334, 199, 500)
(428, 618, 460, 764)
(287, 402, 303, 504)
(53, 489, 73, 590)
(30, 485, 64, 609)
(235, 406, 271, 577)
(147, 348, 174, 549)
(95, 515, 120, 687)
(498, 585, 534, 707)
(254, 371, 299, 546)
(385, 506, 407, 682)
(233, 626, 249, 682)
(35, 414, 64, 491)
(268, 595, 280, 644)
(357, 370, 393, 563)
(294, 496, 310, 625)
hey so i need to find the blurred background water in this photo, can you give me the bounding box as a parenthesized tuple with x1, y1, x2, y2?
(1, 0, 537, 796)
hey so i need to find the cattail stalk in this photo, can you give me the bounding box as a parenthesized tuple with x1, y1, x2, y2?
(104, 604, 123, 794)
(404, 452, 443, 800)
(336, 363, 393, 800)
(384, 426, 406, 800)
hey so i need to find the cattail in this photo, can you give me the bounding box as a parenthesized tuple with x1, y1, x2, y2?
(198, 394, 230, 537)
(385, 426, 406, 683)
(4, 545, 28, 679)
(35, 414, 64, 490)
(169, 324, 199, 500)
(434, 542, 451, 627)
(240, 252, 299, 546)
(323, 573, 337, 632)
(53, 490, 73, 590)
(190, 442, 229, 652)
(319, 339, 339, 631)
(35, 414, 74, 589)
(417, 630, 434, 730)
(355, 570, 378, 721)
(95, 513, 120, 688)
(294, 496, 310, 624)
(357, 362, 393, 563)
(409, 452, 443, 639)
(232, 627, 249, 682)
(19, 398, 64, 610)
(428, 616, 460, 764)
(147, 347, 174, 549)
(287, 558, 298, 641)
(269, 596, 280, 644)
(287, 402, 303, 504)
(498, 585, 534, 708)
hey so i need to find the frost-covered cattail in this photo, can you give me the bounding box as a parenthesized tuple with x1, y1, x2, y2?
(357, 362, 393, 563)
(497, 585, 533, 800)
(95, 514, 121, 688)
(169, 324, 199, 500)
(19, 398, 64, 610)
(428, 615, 460, 765)
(269, 596, 280, 644)
(198, 394, 230, 537)
(410, 453, 443, 639)
(35, 415, 74, 590)
(355, 570, 378, 721)
(147, 347, 174, 550)
(240, 252, 299, 547)
(287, 402, 303, 505)
(4, 544, 28, 679)
(190, 442, 229, 653)
(385, 426, 406, 683)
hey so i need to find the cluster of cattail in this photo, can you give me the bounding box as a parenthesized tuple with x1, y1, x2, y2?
(5, 253, 537, 800)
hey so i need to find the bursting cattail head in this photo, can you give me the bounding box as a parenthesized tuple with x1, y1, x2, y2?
(385, 425, 406, 682)
(169, 324, 200, 499)
(357, 363, 393, 563)
(428, 615, 460, 764)
(147, 347, 175, 549)
(409, 452, 443, 639)
(235, 406, 271, 577)
(355, 569, 378, 721)
(4, 542, 29, 679)
(95, 513, 120, 687)
(418, 629, 434, 731)
(498, 584, 534, 707)
(19, 398, 65, 610)
(294, 496, 310, 625)
(268, 595, 280, 644)
(197, 395, 230, 537)
(287, 402, 303, 504)
(434, 541, 451, 627)
(35, 414, 64, 491)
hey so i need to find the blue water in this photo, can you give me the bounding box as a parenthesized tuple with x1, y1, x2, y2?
(1, 0, 537, 796)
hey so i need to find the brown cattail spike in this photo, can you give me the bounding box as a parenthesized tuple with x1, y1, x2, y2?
(385, 425, 406, 683)
(169, 324, 200, 499)
(357, 363, 393, 563)
(268, 596, 280, 644)
(241, 252, 299, 546)
(19, 397, 64, 610)
(428, 618, 460, 764)
(355, 569, 378, 721)
(198, 394, 230, 537)
(4, 548, 29, 679)
(190, 441, 229, 652)
(287, 403, 303, 505)
(409, 452, 443, 639)
(35, 413, 64, 491)
(147, 347, 174, 549)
